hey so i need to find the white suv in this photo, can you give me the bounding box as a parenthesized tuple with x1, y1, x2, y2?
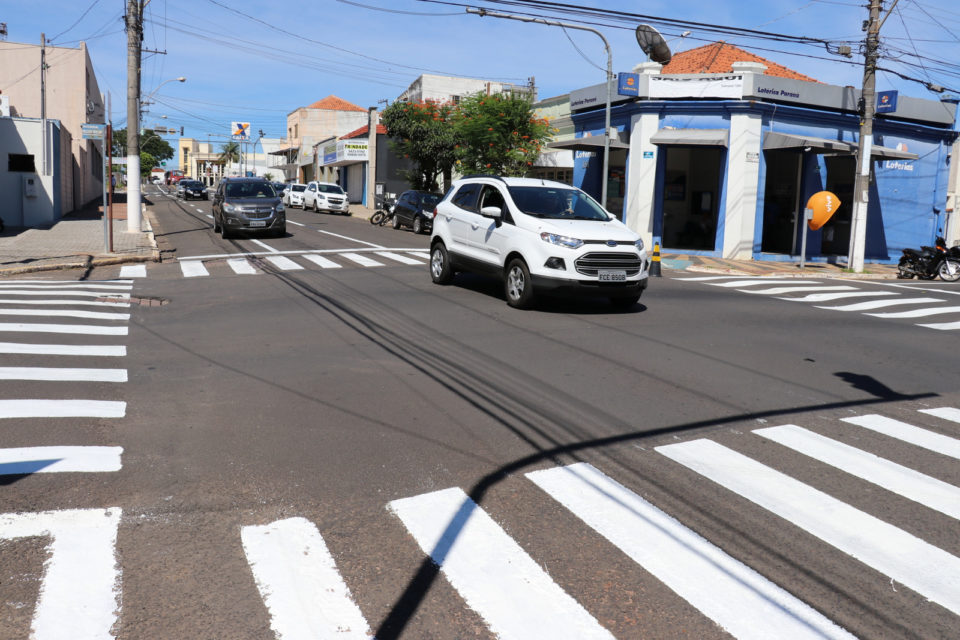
(430, 176, 649, 309)
(303, 181, 350, 215)
(282, 183, 307, 208)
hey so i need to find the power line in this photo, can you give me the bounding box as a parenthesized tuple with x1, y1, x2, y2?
(48, 0, 103, 44)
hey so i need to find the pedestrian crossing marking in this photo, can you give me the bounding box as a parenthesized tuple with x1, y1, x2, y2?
(0, 446, 123, 475)
(264, 255, 303, 271)
(0, 342, 126, 356)
(227, 258, 257, 275)
(782, 291, 899, 303)
(867, 305, 960, 318)
(842, 414, 960, 460)
(389, 487, 615, 639)
(657, 438, 960, 616)
(119, 264, 146, 278)
(0, 298, 131, 307)
(0, 367, 127, 382)
(302, 255, 342, 269)
(180, 260, 209, 278)
(919, 407, 960, 424)
(0, 308, 130, 321)
(408, 251, 430, 260)
(0, 282, 131, 290)
(708, 279, 820, 288)
(0, 322, 127, 335)
(341, 253, 384, 268)
(917, 319, 960, 330)
(527, 463, 856, 640)
(375, 251, 423, 265)
(741, 285, 856, 295)
(0, 290, 130, 298)
(0, 399, 126, 419)
(814, 297, 942, 311)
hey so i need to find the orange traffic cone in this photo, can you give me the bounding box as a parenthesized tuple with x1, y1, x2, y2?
(650, 242, 662, 277)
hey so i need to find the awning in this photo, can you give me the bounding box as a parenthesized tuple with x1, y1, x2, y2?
(870, 144, 919, 160)
(546, 136, 629, 152)
(650, 128, 729, 147)
(763, 132, 853, 153)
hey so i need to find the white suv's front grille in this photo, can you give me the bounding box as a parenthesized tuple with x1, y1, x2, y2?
(574, 252, 643, 276)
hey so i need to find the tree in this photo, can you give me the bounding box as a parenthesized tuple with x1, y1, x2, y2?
(264, 172, 275, 182)
(381, 100, 459, 192)
(112, 128, 174, 166)
(454, 93, 553, 177)
(219, 141, 241, 166)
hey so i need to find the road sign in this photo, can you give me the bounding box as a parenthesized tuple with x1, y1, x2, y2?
(81, 123, 106, 140)
(232, 121, 251, 140)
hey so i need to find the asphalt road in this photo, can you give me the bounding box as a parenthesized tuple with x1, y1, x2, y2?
(1, 184, 958, 639)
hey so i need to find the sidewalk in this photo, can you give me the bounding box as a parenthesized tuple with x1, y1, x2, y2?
(0, 191, 159, 276)
(660, 251, 899, 279)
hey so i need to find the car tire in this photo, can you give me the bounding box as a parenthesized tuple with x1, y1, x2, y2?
(504, 258, 535, 309)
(413, 216, 423, 234)
(221, 222, 232, 240)
(430, 242, 454, 285)
(392, 213, 402, 229)
(609, 295, 640, 311)
(213, 216, 221, 234)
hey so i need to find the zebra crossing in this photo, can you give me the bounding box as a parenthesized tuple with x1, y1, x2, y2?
(677, 274, 960, 330)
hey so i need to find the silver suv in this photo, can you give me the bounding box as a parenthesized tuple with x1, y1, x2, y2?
(211, 177, 285, 238)
(430, 176, 649, 309)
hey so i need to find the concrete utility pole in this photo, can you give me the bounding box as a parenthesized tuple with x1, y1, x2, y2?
(367, 107, 378, 208)
(40, 33, 47, 176)
(125, 0, 143, 233)
(848, 0, 883, 273)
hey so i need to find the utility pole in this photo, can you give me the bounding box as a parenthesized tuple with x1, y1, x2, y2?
(40, 33, 47, 176)
(848, 0, 883, 273)
(125, 0, 143, 233)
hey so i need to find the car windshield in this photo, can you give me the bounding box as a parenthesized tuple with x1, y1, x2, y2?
(292, 185, 306, 192)
(317, 184, 344, 194)
(507, 186, 610, 221)
(225, 182, 276, 198)
(183, 181, 200, 188)
(421, 193, 441, 207)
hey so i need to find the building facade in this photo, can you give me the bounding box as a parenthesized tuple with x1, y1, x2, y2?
(398, 74, 536, 105)
(283, 96, 368, 183)
(0, 117, 64, 227)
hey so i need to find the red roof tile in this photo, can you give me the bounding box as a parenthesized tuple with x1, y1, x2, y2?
(661, 42, 819, 83)
(341, 124, 387, 139)
(306, 95, 366, 112)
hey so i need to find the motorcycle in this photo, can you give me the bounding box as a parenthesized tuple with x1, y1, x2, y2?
(897, 236, 960, 281)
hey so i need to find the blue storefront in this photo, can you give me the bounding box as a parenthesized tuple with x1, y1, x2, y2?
(564, 65, 959, 263)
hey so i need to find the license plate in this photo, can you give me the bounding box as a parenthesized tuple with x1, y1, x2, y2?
(249, 220, 267, 228)
(598, 270, 626, 282)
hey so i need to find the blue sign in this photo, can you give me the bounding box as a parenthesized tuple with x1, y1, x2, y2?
(877, 90, 898, 113)
(643, 151, 654, 159)
(81, 123, 106, 140)
(617, 72, 640, 97)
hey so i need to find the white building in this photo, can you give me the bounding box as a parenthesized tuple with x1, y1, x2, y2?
(397, 74, 536, 105)
(0, 117, 64, 227)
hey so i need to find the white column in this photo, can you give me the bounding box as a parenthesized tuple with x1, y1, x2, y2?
(625, 111, 660, 248)
(722, 111, 763, 259)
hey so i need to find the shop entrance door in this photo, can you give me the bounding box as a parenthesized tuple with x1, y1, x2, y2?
(661, 146, 723, 251)
(761, 151, 802, 254)
(821, 156, 856, 256)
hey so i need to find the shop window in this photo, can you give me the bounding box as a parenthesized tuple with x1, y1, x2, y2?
(8, 153, 36, 172)
(661, 146, 723, 251)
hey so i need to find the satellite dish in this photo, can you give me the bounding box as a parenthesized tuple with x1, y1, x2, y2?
(636, 24, 672, 65)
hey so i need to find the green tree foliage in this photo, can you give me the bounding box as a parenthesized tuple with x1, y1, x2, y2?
(219, 141, 241, 165)
(454, 93, 553, 177)
(113, 128, 174, 165)
(381, 100, 459, 192)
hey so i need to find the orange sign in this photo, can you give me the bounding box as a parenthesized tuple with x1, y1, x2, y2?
(806, 191, 841, 231)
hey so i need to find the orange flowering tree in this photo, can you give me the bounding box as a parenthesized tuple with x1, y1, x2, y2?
(454, 93, 552, 176)
(380, 99, 459, 192)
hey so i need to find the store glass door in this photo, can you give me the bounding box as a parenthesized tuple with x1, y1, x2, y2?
(821, 156, 856, 256)
(761, 151, 802, 254)
(661, 147, 723, 251)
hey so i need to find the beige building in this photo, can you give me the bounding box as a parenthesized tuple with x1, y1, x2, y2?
(397, 74, 537, 105)
(280, 96, 368, 182)
(0, 40, 106, 214)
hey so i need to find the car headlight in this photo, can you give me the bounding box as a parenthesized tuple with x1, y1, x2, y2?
(540, 232, 583, 249)
(634, 237, 645, 251)
(223, 204, 237, 213)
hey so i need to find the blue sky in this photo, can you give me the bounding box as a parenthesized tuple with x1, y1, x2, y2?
(4, 0, 959, 146)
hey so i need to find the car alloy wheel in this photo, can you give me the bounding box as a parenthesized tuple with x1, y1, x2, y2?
(430, 243, 453, 284)
(413, 216, 422, 234)
(505, 258, 535, 309)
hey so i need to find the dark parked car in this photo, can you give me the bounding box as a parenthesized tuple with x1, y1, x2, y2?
(211, 177, 285, 239)
(392, 190, 442, 234)
(176, 179, 206, 200)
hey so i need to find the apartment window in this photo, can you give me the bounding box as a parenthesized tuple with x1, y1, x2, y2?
(294, 124, 298, 139)
(8, 153, 36, 172)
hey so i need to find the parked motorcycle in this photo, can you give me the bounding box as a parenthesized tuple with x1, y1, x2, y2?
(897, 236, 960, 281)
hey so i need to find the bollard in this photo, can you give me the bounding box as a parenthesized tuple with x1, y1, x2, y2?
(650, 242, 662, 277)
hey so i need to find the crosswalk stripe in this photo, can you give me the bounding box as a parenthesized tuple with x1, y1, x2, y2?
(916, 320, 960, 330)
(341, 253, 384, 267)
(389, 487, 614, 639)
(251, 239, 280, 253)
(374, 251, 424, 265)
(241, 518, 371, 640)
(180, 261, 209, 278)
(0, 399, 126, 418)
(842, 414, 960, 459)
(408, 251, 430, 260)
(708, 279, 819, 288)
(0, 298, 130, 307)
(0, 309, 129, 321)
(0, 290, 129, 298)
(0, 323, 127, 335)
(227, 258, 258, 274)
(0, 283, 131, 290)
(302, 254, 342, 269)
(118, 265, 146, 278)
(264, 256, 304, 271)
(657, 438, 960, 616)
(674, 275, 752, 281)
(0, 280, 132, 285)
(0, 446, 123, 474)
(0, 367, 127, 382)
(814, 297, 944, 311)
(740, 285, 856, 295)
(527, 463, 855, 640)
(919, 407, 960, 424)
(866, 305, 960, 318)
(777, 291, 896, 303)
(756, 425, 960, 520)
(0, 342, 126, 356)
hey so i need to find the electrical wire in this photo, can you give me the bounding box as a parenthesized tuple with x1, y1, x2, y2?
(335, 0, 463, 15)
(48, 0, 104, 44)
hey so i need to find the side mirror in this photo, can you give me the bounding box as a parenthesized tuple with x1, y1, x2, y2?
(480, 205, 502, 219)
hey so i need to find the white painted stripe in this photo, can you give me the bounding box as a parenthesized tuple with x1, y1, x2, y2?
(0, 280, 132, 285)
(0, 323, 127, 335)
(250, 239, 280, 253)
(917, 320, 960, 331)
(389, 487, 614, 640)
(287, 220, 306, 227)
(842, 414, 960, 459)
(0, 342, 126, 356)
(407, 251, 430, 260)
(741, 285, 856, 295)
(0, 400, 126, 418)
(0, 308, 129, 321)
(0, 290, 129, 298)
(657, 438, 960, 616)
(0, 367, 127, 382)
(206, 214, 213, 219)
(0, 508, 121, 640)
(302, 254, 342, 269)
(118, 264, 146, 278)
(0, 298, 130, 307)
(778, 291, 897, 303)
(374, 251, 424, 265)
(177, 247, 425, 261)
(227, 258, 258, 275)
(0, 446, 123, 474)
(674, 275, 752, 281)
(528, 463, 855, 640)
(316, 229, 385, 249)
(341, 253, 384, 268)
(756, 425, 960, 520)
(814, 297, 943, 311)
(241, 518, 371, 640)
(180, 260, 209, 278)
(867, 305, 960, 318)
(919, 407, 960, 424)
(708, 279, 820, 288)
(264, 255, 304, 271)
(0, 283, 131, 290)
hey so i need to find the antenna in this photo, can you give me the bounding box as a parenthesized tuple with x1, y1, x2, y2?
(636, 24, 672, 65)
